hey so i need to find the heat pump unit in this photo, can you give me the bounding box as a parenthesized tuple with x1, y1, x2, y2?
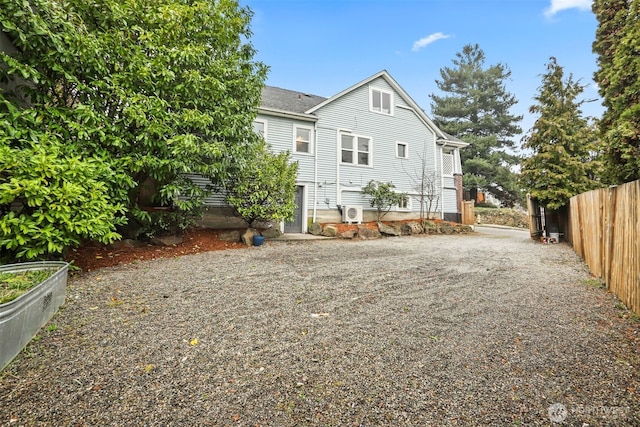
(342, 205, 363, 224)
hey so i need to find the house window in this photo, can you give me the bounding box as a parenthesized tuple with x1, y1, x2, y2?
(442, 149, 455, 176)
(294, 126, 312, 154)
(341, 134, 371, 166)
(397, 193, 411, 210)
(396, 142, 408, 159)
(370, 87, 393, 115)
(253, 120, 266, 139)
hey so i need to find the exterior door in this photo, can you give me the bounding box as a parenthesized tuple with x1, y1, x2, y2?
(284, 186, 303, 233)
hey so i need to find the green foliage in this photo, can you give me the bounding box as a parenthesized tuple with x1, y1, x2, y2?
(0, 139, 126, 260)
(362, 180, 406, 221)
(430, 44, 523, 206)
(224, 143, 298, 226)
(593, 0, 640, 184)
(0, 0, 267, 257)
(520, 58, 602, 210)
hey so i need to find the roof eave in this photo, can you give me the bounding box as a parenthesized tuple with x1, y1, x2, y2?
(258, 107, 318, 122)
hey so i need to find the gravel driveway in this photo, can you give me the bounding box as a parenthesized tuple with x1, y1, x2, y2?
(1, 227, 639, 426)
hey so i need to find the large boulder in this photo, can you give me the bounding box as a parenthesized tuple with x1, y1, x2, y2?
(242, 228, 259, 246)
(340, 229, 358, 239)
(401, 221, 424, 235)
(321, 225, 338, 237)
(378, 222, 401, 236)
(261, 226, 282, 239)
(439, 222, 455, 235)
(357, 225, 381, 240)
(308, 222, 323, 236)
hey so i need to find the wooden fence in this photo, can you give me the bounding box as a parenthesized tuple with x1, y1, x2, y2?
(462, 201, 475, 225)
(568, 179, 640, 314)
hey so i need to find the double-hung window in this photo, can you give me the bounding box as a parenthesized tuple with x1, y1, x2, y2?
(370, 87, 393, 115)
(341, 134, 371, 166)
(397, 194, 411, 210)
(253, 120, 266, 139)
(396, 142, 408, 159)
(294, 126, 312, 154)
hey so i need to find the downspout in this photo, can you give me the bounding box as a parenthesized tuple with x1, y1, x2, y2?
(312, 122, 318, 223)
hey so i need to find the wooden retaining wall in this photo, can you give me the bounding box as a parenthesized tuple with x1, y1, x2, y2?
(568, 180, 640, 313)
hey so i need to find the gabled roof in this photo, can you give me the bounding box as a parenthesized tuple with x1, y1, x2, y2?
(259, 86, 326, 120)
(259, 71, 468, 148)
(306, 70, 468, 147)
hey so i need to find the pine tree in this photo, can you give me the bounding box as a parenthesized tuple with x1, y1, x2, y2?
(593, 0, 640, 184)
(430, 44, 523, 206)
(520, 58, 602, 210)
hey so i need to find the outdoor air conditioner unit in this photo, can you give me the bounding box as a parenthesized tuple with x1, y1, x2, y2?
(342, 205, 363, 224)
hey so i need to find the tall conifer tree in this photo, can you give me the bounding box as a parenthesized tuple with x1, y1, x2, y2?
(521, 58, 601, 210)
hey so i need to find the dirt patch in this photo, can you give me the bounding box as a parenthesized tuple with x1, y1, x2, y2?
(66, 228, 245, 272)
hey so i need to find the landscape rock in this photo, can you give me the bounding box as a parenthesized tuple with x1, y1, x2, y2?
(242, 228, 258, 246)
(218, 230, 241, 242)
(308, 222, 323, 236)
(439, 222, 455, 235)
(261, 227, 282, 239)
(378, 222, 401, 236)
(151, 235, 183, 246)
(109, 239, 146, 249)
(402, 221, 424, 235)
(357, 226, 381, 240)
(340, 229, 358, 239)
(321, 225, 338, 237)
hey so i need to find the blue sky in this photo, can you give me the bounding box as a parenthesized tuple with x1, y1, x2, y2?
(241, 0, 602, 146)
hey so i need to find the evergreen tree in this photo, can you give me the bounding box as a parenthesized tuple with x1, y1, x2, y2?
(520, 58, 602, 210)
(430, 44, 523, 206)
(593, 0, 640, 184)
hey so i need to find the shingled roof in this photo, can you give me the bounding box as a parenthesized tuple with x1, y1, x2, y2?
(260, 86, 326, 115)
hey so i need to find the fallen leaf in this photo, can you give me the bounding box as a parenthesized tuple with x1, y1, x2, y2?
(190, 338, 198, 346)
(144, 364, 154, 372)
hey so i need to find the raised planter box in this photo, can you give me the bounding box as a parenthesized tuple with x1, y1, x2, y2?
(0, 261, 68, 370)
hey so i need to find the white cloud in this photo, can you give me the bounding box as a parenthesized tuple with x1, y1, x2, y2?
(411, 32, 451, 52)
(545, 0, 592, 17)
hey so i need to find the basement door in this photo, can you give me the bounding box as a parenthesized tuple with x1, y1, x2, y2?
(284, 186, 303, 233)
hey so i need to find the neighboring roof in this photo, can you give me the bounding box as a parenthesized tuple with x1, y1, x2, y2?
(260, 86, 326, 117)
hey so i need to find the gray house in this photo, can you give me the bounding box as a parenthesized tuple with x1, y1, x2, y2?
(196, 70, 467, 232)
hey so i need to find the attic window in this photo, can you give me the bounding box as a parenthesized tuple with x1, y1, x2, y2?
(370, 87, 393, 115)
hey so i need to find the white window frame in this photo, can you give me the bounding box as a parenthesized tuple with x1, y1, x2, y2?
(396, 193, 412, 211)
(369, 87, 394, 116)
(442, 148, 455, 177)
(396, 141, 408, 159)
(340, 133, 372, 167)
(293, 125, 313, 155)
(253, 119, 267, 140)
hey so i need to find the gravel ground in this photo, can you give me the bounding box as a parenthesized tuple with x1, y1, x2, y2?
(1, 227, 639, 426)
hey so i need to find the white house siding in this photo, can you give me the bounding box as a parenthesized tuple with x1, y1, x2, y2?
(255, 113, 315, 184)
(442, 176, 458, 214)
(312, 77, 442, 215)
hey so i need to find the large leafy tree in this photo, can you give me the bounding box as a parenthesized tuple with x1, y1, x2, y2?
(430, 44, 523, 206)
(592, 0, 640, 184)
(520, 57, 602, 210)
(0, 0, 267, 259)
